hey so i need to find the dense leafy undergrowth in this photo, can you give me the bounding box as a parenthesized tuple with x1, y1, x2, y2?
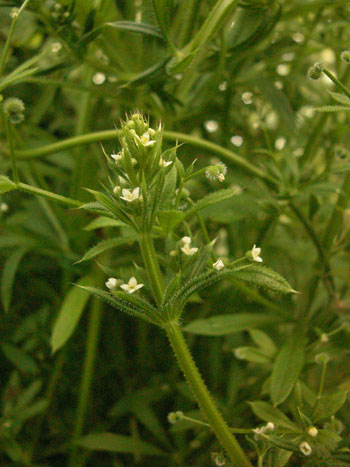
(0, 1, 350, 466)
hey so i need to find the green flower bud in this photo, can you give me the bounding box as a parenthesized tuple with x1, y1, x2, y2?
(205, 162, 227, 182)
(167, 411, 184, 424)
(334, 145, 350, 160)
(307, 62, 324, 80)
(3, 97, 25, 124)
(315, 352, 330, 364)
(341, 50, 350, 64)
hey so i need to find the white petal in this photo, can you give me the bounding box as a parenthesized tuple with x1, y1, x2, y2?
(122, 188, 132, 197)
(128, 277, 138, 287)
(181, 236, 192, 245)
(120, 284, 130, 291)
(254, 256, 263, 263)
(132, 187, 140, 198)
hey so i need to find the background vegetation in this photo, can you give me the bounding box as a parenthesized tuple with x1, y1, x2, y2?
(0, 0, 350, 465)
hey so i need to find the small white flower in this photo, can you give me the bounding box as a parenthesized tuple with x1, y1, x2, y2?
(299, 441, 312, 456)
(105, 277, 118, 290)
(0, 202, 9, 212)
(213, 259, 225, 271)
(320, 333, 329, 343)
(253, 422, 274, 440)
(181, 236, 192, 245)
(111, 151, 123, 162)
(139, 131, 156, 147)
(120, 277, 144, 294)
(251, 244, 263, 263)
(217, 173, 225, 182)
(51, 42, 62, 53)
(159, 158, 173, 168)
(181, 244, 198, 256)
(120, 187, 141, 202)
(308, 426, 318, 437)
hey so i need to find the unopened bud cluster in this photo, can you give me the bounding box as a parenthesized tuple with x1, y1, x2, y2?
(307, 62, 324, 80)
(3, 97, 25, 124)
(205, 163, 227, 182)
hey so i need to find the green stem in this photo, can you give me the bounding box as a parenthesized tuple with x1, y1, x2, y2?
(69, 290, 104, 467)
(4, 116, 19, 184)
(17, 182, 82, 207)
(139, 232, 164, 306)
(13, 130, 278, 187)
(0, 0, 32, 77)
(165, 322, 252, 467)
(323, 68, 350, 99)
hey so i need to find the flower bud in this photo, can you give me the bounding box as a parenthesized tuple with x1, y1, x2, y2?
(299, 441, 312, 456)
(308, 426, 318, 437)
(315, 352, 330, 364)
(167, 411, 184, 424)
(205, 163, 227, 182)
(341, 50, 350, 64)
(307, 62, 324, 80)
(3, 97, 25, 124)
(334, 145, 349, 160)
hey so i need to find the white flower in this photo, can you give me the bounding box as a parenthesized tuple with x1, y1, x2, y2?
(51, 42, 62, 53)
(213, 259, 225, 271)
(181, 244, 198, 256)
(217, 173, 225, 182)
(159, 158, 173, 168)
(251, 244, 263, 263)
(181, 236, 192, 245)
(111, 151, 123, 162)
(320, 333, 329, 343)
(0, 202, 9, 212)
(105, 277, 118, 290)
(299, 441, 312, 456)
(308, 426, 318, 437)
(253, 422, 274, 440)
(120, 187, 141, 202)
(138, 131, 156, 147)
(120, 277, 144, 294)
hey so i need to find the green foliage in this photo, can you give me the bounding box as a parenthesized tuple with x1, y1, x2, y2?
(1, 0, 350, 465)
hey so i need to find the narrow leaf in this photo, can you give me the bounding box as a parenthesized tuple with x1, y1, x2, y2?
(77, 234, 138, 263)
(183, 313, 283, 336)
(75, 432, 165, 456)
(0, 175, 16, 194)
(248, 401, 298, 430)
(106, 21, 164, 39)
(84, 217, 126, 231)
(51, 276, 93, 353)
(314, 105, 350, 112)
(270, 331, 306, 405)
(313, 391, 347, 422)
(232, 265, 296, 294)
(184, 188, 239, 219)
(1, 247, 28, 313)
(157, 210, 184, 234)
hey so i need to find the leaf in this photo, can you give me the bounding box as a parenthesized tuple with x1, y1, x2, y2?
(183, 313, 283, 336)
(106, 21, 164, 39)
(184, 188, 240, 219)
(0, 175, 16, 194)
(248, 401, 298, 430)
(249, 329, 277, 357)
(270, 331, 307, 405)
(1, 343, 38, 374)
(50, 276, 93, 353)
(75, 432, 165, 456)
(152, 0, 174, 37)
(83, 217, 126, 231)
(328, 91, 350, 105)
(314, 105, 350, 112)
(157, 210, 184, 234)
(1, 247, 28, 313)
(77, 234, 138, 263)
(79, 286, 163, 326)
(234, 346, 271, 363)
(313, 391, 347, 422)
(262, 434, 300, 454)
(232, 265, 297, 295)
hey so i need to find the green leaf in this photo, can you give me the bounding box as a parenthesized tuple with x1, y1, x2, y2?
(314, 105, 350, 112)
(262, 434, 300, 454)
(1, 343, 38, 374)
(313, 390, 347, 422)
(75, 432, 165, 456)
(106, 21, 164, 39)
(79, 286, 163, 326)
(234, 346, 271, 363)
(183, 313, 283, 336)
(328, 91, 350, 105)
(233, 265, 297, 295)
(152, 0, 174, 38)
(184, 188, 240, 219)
(83, 216, 126, 231)
(157, 210, 184, 234)
(51, 276, 93, 353)
(1, 247, 28, 313)
(270, 331, 307, 405)
(0, 175, 16, 194)
(77, 234, 138, 263)
(248, 401, 298, 430)
(249, 329, 277, 357)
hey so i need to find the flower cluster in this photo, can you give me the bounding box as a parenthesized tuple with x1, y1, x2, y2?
(3, 97, 25, 124)
(106, 276, 143, 294)
(180, 236, 198, 256)
(205, 162, 227, 182)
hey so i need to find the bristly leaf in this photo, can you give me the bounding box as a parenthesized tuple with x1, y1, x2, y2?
(248, 401, 298, 430)
(78, 286, 163, 326)
(184, 188, 240, 219)
(232, 265, 297, 294)
(313, 105, 350, 112)
(106, 21, 164, 39)
(76, 234, 139, 263)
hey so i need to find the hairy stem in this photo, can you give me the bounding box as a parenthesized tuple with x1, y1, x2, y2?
(165, 322, 252, 467)
(139, 232, 164, 306)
